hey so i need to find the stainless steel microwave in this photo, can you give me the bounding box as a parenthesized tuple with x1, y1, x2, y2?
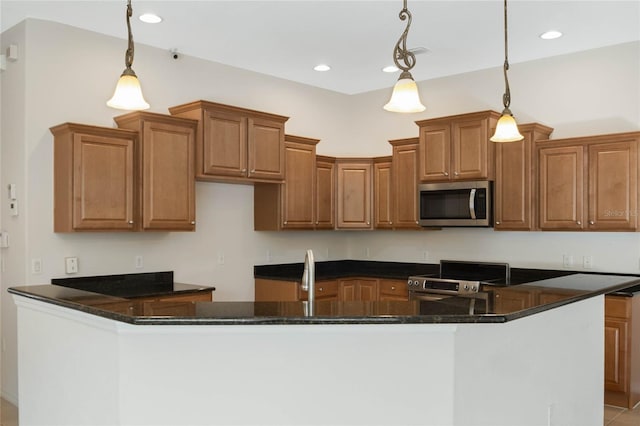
(418, 181, 493, 227)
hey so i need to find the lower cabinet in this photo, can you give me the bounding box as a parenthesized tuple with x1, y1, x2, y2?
(137, 291, 213, 316)
(254, 277, 409, 302)
(604, 295, 640, 408)
(339, 278, 378, 302)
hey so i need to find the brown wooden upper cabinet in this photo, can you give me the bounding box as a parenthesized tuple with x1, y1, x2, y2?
(373, 138, 420, 230)
(169, 100, 289, 183)
(315, 155, 336, 229)
(373, 157, 393, 229)
(114, 112, 197, 231)
(336, 159, 373, 229)
(254, 135, 320, 230)
(537, 132, 640, 231)
(494, 123, 553, 231)
(391, 138, 420, 229)
(51, 123, 137, 232)
(416, 111, 500, 182)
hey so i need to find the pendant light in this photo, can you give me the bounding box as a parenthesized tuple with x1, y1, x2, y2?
(490, 0, 523, 142)
(107, 0, 150, 111)
(383, 0, 426, 113)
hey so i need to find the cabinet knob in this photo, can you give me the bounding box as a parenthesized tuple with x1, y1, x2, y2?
(315, 221, 319, 225)
(128, 221, 134, 225)
(589, 220, 595, 225)
(241, 168, 247, 173)
(443, 172, 449, 176)
(389, 221, 393, 225)
(391, 286, 396, 290)
(250, 169, 255, 173)
(454, 171, 459, 176)
(191, 221, 195, 225)
(576, 221, 581, 225)
(318, 287, 323, 292)
(284, 221, 288, 225)
(496, 221, 501, 225)
(415, 221, 419, 225)
(367, 221, 370, 225)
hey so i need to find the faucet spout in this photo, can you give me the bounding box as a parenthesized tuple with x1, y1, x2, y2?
(301, 249, 315, 315)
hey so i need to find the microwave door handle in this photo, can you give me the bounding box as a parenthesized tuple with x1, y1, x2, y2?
(469, 189, 477, 220)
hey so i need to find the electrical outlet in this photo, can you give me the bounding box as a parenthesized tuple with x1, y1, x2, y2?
(31, 258, 42, 274)
(135, 255, 143, 269)
(562, 255, 573, 268)
(266, 250, 272, 262)
(65, 257, 78, 274)
(217, 253, 225, 265)
(583, 256, 593, 269)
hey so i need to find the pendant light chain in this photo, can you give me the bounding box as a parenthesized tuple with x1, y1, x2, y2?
(392, 0, 416, 76)
(502, 0, 511, 111)
(125, 0, 135, 72)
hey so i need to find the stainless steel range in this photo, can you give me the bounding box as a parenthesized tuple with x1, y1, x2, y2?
(407, 260, 510, 314)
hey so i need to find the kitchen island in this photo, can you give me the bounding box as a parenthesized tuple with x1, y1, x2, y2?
(9, 273, 640, 426)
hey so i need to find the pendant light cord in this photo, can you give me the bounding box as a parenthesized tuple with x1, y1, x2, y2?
(125, 0, 134, 71)
(392, 0, 416, 75)
(502, 0, 512, 111)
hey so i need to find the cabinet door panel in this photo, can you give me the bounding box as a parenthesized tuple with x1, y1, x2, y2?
(72, 134, 134, 230)
(203, 110, 246, 177)
(588, 141, 637, 230)
(538, 145, 584, 230)
(358, 279, 379, 302)
(142, 121, 195, 230)
(282, 142, 315, 228)
(419, 125, 450, 181)
(374, 161, 393, 228)
(339, 280, 357, 302)
(393, 143, 420, 229)
(495, 134, 530, 229)
(605, 319, 629, 392)
(315, 160, 335, 229)
(248, 117, 285, 180)
(492, 288, 535, 314)
(453, 119, 488, 179)
(337, 162, 372, 229)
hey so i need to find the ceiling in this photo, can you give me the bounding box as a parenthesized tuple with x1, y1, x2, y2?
(2, 1, 639, 94)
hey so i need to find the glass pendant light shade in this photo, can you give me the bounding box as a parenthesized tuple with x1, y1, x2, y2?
(107, 0, 149, 111)
(107, 70, 150, 110)
(490, 110, 524, 142)
(384, 73, 426, 113)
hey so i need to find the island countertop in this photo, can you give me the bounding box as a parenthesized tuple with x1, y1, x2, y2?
(9, 273, 640, 325)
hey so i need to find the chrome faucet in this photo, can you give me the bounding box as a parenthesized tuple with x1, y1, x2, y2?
(301, 249, 315, 316)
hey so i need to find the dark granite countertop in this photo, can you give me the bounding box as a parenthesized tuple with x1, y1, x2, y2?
(51, 271, 215, 298)
(254, 260, 640, 294)
(9, 274, 640, 325)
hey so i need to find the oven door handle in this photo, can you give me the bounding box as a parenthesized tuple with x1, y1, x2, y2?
(469, 188, 477, 220)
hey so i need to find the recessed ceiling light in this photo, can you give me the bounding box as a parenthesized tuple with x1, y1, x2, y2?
(382, 65, 399, 73)
(540, 30, 563, 40)
(139, 13, 162, 24)
(313, 64, 331, 72)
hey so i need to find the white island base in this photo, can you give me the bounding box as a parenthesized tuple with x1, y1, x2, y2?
(14, 295, 604, 426)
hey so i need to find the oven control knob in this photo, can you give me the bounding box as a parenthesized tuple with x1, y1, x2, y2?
(471, 286, 477, 291)
(464, 285, 469, 290)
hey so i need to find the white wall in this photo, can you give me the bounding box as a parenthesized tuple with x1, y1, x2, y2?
(0, 17, 639, 403)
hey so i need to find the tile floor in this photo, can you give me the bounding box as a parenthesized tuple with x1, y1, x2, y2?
(2, 397, 639, 425)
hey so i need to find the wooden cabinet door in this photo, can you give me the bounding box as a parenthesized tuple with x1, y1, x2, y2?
(588, 141, 638, 230)
(248, 117, 285, 180)
(605, 318, 629, 392)
(336, 161, 372, 229)
(315, 157, 335, 229)
(141, 120, 196, 231)
(202, 109, 247, 178)
(72, 133, 135, 230)
(495, 132, 531, 230)
(339, 279, 358, 301)
(378, 279, 408, 301)
(452, 118, 488, 180)
(492, 288, 535, 314)
(419, 124, 450, 181)
(281, 140, 315, 229)
(374, 159, 393, 229)
(315, 280, 339, 301)
(538, 145, 585, 230)
(358, 279, 379, 302)
(392, 140, 420, 229)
